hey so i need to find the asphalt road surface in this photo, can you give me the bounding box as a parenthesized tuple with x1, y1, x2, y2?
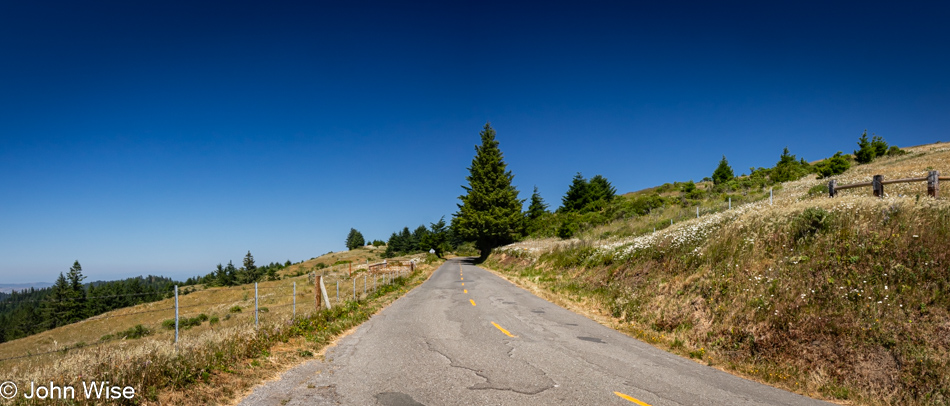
(239, 258, 829, 406)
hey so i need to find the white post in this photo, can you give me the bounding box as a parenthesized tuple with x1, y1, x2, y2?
(729, 197, 731, 210)
(255, 282, 259, 328)
(770, 188, 773, 205)
(293, 282, 296, 319)
(174, 285, 179, 344)
(696, 207, 699, 218)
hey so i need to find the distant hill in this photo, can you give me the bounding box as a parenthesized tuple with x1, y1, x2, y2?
(0, 275, 178, 343)
(0, 282, 53, 294)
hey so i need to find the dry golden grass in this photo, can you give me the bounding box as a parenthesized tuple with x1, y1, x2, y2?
(0, 250, 431, 389)
(277, 246, 388, 278)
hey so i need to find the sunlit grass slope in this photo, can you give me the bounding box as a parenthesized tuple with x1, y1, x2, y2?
(489, 142, 949, 406)
(0, 248, 436, 405)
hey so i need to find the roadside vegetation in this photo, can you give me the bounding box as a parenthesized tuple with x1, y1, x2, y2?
(487, 142, 948, 405)
(0, 250, 441, 405)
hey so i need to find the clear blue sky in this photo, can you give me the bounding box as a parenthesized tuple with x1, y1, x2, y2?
(2, 1, 948, 284)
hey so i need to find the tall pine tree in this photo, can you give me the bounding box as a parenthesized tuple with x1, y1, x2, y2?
(453, 122, 523, 257)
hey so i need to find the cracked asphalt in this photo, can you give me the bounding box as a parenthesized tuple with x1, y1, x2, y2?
(238, 258, 829, 405)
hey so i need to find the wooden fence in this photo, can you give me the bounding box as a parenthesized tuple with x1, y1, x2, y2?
(829, 170, 946, 198)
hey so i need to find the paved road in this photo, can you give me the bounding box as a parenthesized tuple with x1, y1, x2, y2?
(239, 258, 828, 406)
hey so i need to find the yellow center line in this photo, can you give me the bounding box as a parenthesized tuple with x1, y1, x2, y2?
(464, 289, 468, 293)
(491, 322, 517, 338)
(614, 392, 651, 406)
(461, 277, 463, 280)
(469, 299, 476, 306)
(461, 282, 464, 286)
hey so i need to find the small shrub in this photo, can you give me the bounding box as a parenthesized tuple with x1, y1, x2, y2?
(792, 207, 833, 241)
(99, 334, 114, 342)
(887, 145, 906, 156)
(814, 151, 851, 178)
(259, 307, 269, 313)
(161, 319, 176, 330)
(229, 306, 242, 313)
(557, 218, 579, 239)
(118, 324, 151, 339)
(807, 184, 827, 197)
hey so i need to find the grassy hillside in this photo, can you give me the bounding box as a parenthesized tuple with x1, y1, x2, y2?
(0, 248, 438, 405)
(488, 142, 949, 405)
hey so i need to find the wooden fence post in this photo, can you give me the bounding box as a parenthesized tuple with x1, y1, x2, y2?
(928, 170, 939, 198)
(873, 175, 884, 198)
(828, 179, 837, 197)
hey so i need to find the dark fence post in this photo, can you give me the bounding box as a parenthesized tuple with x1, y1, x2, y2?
(928, 170, 939, 198)
(872, 175, 884, 198)
(828, 179, 837, 197)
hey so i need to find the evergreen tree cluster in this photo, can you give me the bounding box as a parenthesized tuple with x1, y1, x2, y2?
(710, 131, 903, 190)
(770, 147, 812, 183)
(0, 261, 178, 343)
(384, 217, 451, 258)
(558, 173, 617, 213)
(345, 228, 366, 250)
(185, 251, 288, 287)
(854, 130, 903, 164)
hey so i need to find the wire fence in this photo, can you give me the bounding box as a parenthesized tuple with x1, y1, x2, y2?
(0, 266, 415, 365)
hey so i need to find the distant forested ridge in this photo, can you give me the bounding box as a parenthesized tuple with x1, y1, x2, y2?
(0, 266, 178, 343)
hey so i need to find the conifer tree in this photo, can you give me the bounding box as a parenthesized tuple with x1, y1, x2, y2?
(712, 155, 734, 185)
(453, 122, 524, 257)
(587, 175, 616, 204)
(345, 228, 365, 250)
(420, 217, 449, 258)
(526, 186, 549, 220)
(411, 225, 428, 252)
(242, 251, 257, 282)
(854, 130, 875, 164)
(559, 172, 589, 213)
(224, 261, 237, 285)
(772, 147, 808, 182)
(64, 260, 87, 321)
(871, 135, 888, 158)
